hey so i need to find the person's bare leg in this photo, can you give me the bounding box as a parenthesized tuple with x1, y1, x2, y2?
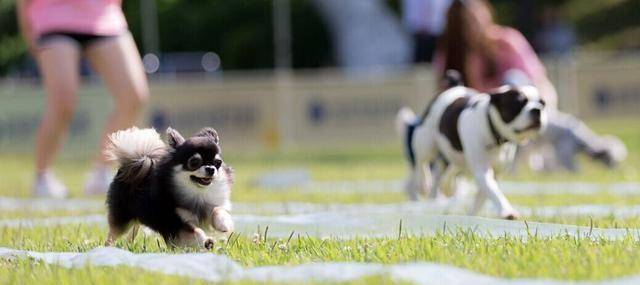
(83, 33, 149, 194)
(32, 40, 81, 198)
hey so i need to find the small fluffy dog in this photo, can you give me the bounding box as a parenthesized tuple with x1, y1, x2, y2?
(105, 127, 234, 249)
(396, 73, 547, 219)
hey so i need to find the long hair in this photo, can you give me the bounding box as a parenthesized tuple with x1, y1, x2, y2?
(438, 0, 497, 86)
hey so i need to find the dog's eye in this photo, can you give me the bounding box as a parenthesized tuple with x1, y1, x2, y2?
(213, 158, 223, 169)
(187, 156, 202, 170)
(539, 99, 546, 106)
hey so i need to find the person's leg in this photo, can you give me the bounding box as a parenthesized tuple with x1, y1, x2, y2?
(549, 112, 627, 170)
(33, 39, 82, 197)
(83, 32, 149, 194)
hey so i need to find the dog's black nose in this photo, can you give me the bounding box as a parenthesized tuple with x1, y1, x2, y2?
(204, 166, 216, 176)
(530, 108, 541, 121)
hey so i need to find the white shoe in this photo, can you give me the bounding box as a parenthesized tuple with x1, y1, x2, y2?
(84, 166, 114, 195)
(33, 171, 68, 199)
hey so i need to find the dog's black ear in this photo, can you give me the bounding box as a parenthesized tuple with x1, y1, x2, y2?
(490, 92, 501, 106)
(489, 87, 527, 123)
(195, 127, 219, 144)
(489, 86, 511, 106)
(166, 127, 185, 148)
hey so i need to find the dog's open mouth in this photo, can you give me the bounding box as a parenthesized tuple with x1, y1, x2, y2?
(190, 176, 213, 186)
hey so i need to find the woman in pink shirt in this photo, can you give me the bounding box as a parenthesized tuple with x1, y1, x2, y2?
(17, 0, 149, 197)
(434, 0, 626, 172)
(434, 0, 558, 109)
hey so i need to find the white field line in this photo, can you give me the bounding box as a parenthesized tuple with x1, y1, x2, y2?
(1, 211, 637, 240)
(0, 246, 639, 285)
(0, 197, 105, 212)
(1, 181, 638, 213)
(232, 201, 640, 218)
(3, 195, 640, 219)
(0, 215, 105, 228)
(302, 180, 640, 195)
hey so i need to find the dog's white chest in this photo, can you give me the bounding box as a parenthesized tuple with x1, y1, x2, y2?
(176, 208, 200, 224)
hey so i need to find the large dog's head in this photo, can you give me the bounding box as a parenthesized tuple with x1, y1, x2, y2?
(165, 127, 228, 190)
(488, 85, 547, 143)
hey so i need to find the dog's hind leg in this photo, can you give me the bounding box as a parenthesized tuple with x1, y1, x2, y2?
(469, 190, 487, 215)
(105, 212, 133, 246)
(439, 165, 460, 197)
(405, 165, 429, 201)
(427, 155, 449, 200)
(404, 128, 437, 201)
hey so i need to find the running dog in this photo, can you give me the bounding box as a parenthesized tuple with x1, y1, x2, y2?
(105, 127, 234, 249)
(396, 73, 547, 219)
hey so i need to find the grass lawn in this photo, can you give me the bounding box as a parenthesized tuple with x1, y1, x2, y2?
(2, 225, 640, 281)
(0, 116, 639, 283)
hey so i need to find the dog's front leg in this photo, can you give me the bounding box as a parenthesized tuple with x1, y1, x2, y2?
(211, 207, 234, 233)
(471, 167, 518, 219)
(463, 141, 518, 219)
(174, 223, 215, 249)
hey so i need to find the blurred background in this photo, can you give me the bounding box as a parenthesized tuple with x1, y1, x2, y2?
(0, 0, 638, 199)
(0, 0, 639, 152)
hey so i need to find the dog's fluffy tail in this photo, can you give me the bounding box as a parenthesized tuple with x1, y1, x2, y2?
(396, 107, 418, 166)
(395, 107, 416, 138)
(105, 127, 167, 183)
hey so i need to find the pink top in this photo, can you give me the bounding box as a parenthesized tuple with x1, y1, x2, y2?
(27, 0, 127, 40)
(434, 26, 547, 92)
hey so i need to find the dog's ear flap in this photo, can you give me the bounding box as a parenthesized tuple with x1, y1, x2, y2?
(195, 127, 219, 144)
(489, 92, 501, 106)
(489, 86, 511, 106)
(166, 127, 185, 148)
(489, 87, 522, 108)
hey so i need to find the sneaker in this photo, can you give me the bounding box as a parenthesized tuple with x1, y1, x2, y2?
(84, 166, 114, 195)
(33, 171, 68, 199)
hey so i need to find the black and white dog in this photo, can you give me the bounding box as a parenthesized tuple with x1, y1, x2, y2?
(396, 72, 547, 219)
(105, 127, 234, 249)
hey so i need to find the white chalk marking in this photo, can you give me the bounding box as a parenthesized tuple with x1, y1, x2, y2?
(0, 246, 638, 285)
(0, 197, 104, 212)
(302, 180, 640, 196)
(1, 211, 636, 240)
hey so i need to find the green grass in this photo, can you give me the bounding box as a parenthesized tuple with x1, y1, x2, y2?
(0, 260, 211, 285)
(0, 259, 401, 285)
(530, 215, 640, 229)
(0, 116, 639, 283)
(2, 225, 640, 281)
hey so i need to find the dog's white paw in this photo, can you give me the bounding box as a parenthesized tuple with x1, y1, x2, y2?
(212, 208, 234, 233)
(203, 236, 215, 250)
(501, 209, 520, 220)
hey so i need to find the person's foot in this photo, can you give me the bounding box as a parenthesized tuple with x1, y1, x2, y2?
(33, 171, 68, 199)
(84, 166, 113, 195)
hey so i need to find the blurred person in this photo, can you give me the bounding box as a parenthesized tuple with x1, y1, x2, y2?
(17, 0, 149, 198)
(402, 0, 452, 63)
(434, 0, 558, 108)
(433, 0, 625, 174)
(534, 6, 576, 57)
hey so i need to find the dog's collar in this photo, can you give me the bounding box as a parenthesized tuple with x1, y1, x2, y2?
(487, 110, 509, 146)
